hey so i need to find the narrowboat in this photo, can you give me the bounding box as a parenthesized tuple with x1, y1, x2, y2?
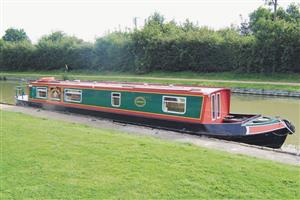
(16, 77, 295, 148)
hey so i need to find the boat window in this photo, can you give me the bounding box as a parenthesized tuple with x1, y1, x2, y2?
(211, 94, 216, 120)
(111, 92, 121, 107)
(64, 89, 82, 103)
(216, 93, 221, 119)
(36, 87, 47, 99)
(162, 96, 186, 114)
(50, 87, 61, 101)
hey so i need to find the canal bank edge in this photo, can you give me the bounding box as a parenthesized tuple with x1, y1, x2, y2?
(232, 88, 300, 98)
(3, 76, 300, 98)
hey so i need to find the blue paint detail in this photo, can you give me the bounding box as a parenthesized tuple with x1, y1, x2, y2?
(204, 123, 247, 136)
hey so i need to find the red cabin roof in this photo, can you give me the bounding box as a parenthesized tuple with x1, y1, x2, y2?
(31, 77, 229, 96)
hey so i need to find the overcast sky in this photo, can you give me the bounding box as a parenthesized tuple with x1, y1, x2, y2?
(0, 0, 298, 43)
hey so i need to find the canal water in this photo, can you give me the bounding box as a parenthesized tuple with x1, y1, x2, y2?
(1, 80, 299, 150)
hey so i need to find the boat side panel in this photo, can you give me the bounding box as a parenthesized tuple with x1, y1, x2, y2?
(81, 89, 202, 118)
(29, 86, 203, 120)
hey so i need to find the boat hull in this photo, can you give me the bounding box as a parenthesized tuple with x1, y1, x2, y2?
(213, 128, 289, 149)
(18, 100, 289, 148)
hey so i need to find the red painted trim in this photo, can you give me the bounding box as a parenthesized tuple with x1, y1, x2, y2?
(248, 122, 285, 135)
(30, 99, 202, 124)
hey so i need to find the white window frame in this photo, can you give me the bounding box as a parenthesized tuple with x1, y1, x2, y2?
(211, 94, 216, 120)
(111, 92, 121, 107)
(64, 88, 82, 103)
(162, 96, 186, 115)
(216, 93, 221, 119)
(36, 87, 48, 99)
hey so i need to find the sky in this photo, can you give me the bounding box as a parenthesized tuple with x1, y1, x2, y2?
(0, 0, 298, 43)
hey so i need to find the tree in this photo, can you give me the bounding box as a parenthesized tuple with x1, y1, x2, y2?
(182, 19, 198, 32)
(248, 4, 300, 73)
(239, 15, 251, 35)
(35, 32, 85, 70)
(264, 0, 278, 20)
(2, 28, 30, 42)
(146, 12, 165, 26)
(249, 7, 273, 33)
(286, 3, 300, 23)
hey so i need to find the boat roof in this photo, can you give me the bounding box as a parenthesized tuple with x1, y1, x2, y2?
(31, 77, 229, 95)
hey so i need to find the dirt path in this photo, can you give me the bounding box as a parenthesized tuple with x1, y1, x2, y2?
(4, 73, 300, 86)
(1, 104, 299, 166)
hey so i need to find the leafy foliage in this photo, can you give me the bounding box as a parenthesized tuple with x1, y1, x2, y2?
(94, 32, 134, 72)
(0, 41, 35, 70)
(2, 28, 30, 42)
(0, 5, 299, 73)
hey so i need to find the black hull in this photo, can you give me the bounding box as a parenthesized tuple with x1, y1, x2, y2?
(213, 129, 289, 149)
(20, 101, 288, 148)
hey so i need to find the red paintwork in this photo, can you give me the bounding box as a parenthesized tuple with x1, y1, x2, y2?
(201, 90, 231, 123)
(248, 122, 285, 135)
(30, 78, 226, 96)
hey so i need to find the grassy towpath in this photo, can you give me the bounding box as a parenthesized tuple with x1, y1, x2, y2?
(1, 110, 299, 199)
(1, 71, 300, 92)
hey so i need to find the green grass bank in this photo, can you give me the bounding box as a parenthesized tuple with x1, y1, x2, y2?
(1, 71, 300, 92)
(1, 111, 299, 199)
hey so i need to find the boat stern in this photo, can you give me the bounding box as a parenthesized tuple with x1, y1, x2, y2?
(15, 86, 29, 105)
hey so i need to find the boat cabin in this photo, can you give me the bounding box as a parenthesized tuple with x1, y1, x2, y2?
(27, 77, 231, 124)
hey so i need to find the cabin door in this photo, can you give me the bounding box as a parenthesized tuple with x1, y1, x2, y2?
(49, 87, 62, 101)
(211, 93, 221, 120)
